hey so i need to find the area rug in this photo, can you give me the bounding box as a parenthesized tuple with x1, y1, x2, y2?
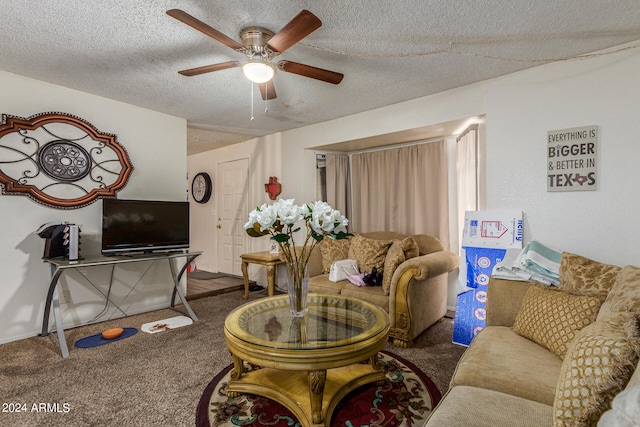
(196, 350, 441, 427)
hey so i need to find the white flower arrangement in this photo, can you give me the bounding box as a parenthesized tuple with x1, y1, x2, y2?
(245, 198, 350, 314)
(244, 199, 349, 269)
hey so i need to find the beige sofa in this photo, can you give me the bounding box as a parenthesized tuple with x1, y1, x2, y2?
(306, 231, 460, 348)
(426, 254, 640, 427)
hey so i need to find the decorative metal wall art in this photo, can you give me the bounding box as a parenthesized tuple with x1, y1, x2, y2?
(0, 112, 134, 208)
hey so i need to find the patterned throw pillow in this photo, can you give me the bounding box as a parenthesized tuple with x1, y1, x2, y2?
(402, 236, 420, 259)
(598, 265, 640, 320)
(320, 236, 352, 273)
(559, 252, 621, 299)
(382, 240, 406, 295)
(553, 311, 640, 427)
(512, 286, 602, 358)
(348, 234, 392, 273)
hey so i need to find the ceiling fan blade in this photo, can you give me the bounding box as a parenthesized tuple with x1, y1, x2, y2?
(266, 10, 322, 54)
(278, 60, 344, 84)
(167, 9, 244, 51)
(258, 80, 277, 100)
(178, 61, 240, 76)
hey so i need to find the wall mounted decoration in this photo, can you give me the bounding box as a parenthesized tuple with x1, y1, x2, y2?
(0, 112, 133, 208)
(191, 172, 212, 204)
(264, 176, 282, 200)
(547, 125, 597, 192)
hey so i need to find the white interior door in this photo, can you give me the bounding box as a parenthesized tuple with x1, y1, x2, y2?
(217, 158, 249, 275)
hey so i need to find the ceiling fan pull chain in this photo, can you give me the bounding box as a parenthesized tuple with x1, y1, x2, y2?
(250, 83, 255, 121)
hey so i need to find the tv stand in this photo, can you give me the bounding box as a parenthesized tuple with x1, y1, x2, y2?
(40, 251, 201, 358)
(115, 250, 186, 258)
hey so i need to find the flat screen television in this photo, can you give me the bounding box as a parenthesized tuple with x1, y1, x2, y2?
(101, 198, 190, 255)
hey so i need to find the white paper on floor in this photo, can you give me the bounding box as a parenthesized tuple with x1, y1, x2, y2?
(141, 316, 193, 334)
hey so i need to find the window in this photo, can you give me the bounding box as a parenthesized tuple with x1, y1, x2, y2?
(316, 153, 327, 201)
(456, 124, 485, 247)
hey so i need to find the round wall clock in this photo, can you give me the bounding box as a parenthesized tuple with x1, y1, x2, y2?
(191, 172, 212, 204)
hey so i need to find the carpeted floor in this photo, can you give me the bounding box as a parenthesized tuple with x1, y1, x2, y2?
(0, 290, 465, 427)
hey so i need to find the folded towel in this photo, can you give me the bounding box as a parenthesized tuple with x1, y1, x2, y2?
(491, 242, 562, 285)
(513, 240, 562, 286)
(492, 248, 528, 281)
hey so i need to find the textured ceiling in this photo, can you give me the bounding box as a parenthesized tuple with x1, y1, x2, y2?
(2, 1, 640, 155)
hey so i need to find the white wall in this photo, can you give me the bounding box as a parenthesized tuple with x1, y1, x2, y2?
(187, 134, 282, 278)
(0, 71, 187, 343)
(190, 41, 640, 310)
(484, 48, 640, 267)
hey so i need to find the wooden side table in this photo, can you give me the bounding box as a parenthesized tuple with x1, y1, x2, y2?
(240, 251, 286, 299)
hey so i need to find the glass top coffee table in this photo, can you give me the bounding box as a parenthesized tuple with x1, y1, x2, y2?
(224, 294, 390, 427)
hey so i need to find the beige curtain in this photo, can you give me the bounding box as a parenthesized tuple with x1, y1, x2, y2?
(325, 153, 351, 222)
(351, 141, 450, 249)
(456, 124, 482, 247)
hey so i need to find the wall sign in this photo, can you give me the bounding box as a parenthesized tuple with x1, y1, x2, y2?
(0, 112, 133, 208)
(547, 125, 597, 192)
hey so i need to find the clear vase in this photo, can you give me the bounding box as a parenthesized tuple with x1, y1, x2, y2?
(286, 262, 309, 317)
(288, 316, 308, 345)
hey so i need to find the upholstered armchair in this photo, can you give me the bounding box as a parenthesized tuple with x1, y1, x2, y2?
(307, 231, 460, 347)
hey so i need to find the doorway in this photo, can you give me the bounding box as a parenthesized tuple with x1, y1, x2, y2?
(216, 158, 249, 276)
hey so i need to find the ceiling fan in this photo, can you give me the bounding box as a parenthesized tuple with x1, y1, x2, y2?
(167, 9, 344, 100)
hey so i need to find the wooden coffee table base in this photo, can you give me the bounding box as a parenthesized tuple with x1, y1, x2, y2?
(226, 357, 385, 427)
(223, 295, 390, 427)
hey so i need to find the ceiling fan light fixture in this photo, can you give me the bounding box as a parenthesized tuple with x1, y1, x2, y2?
(241, 60, 276, 84)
